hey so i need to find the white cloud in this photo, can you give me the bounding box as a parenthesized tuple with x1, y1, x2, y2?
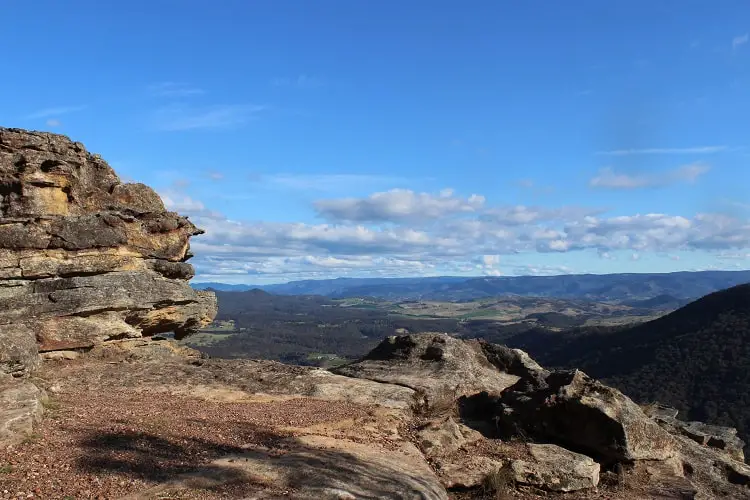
(207, 171, 224, 181)
(511, 264, 574, 276)
(25, 105, 86, 120)
(46, 119, 61, 127)
(589, 163, 710, 189)
(159, 191, 206, 213)
(596, 146, 727, 156)
(152, 104, 266, 131)
(160, 182, 750, 282)
(733, 33, 749, 49)
(149, 82, 205, 97)
(717, 252, 750, 260)
(314, 188, 485, 222)
(483, 205, 602, 226)
(158, 190, 224, 220)
(475, 255, 502, 276)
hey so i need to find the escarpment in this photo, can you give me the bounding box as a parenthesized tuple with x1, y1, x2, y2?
(0, 127, 216, 376)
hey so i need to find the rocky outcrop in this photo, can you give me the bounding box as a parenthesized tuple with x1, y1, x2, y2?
(332, 333, 528, 409)
(0, 127, 216, 375)
(646, 404, 746, 463)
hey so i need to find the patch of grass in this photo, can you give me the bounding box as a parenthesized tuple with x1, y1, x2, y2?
(0, 464, 13, 474)
(182, 332, 237, 346)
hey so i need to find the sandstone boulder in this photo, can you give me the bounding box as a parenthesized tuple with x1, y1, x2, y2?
(496, 369, 676, 463)
(415, 416, 483, 457)
(438, 456, 504, 489)
(510, 443, 600, 492)
(0, 128, 217, 366)
(0, 377, 45, 447)
(0, 323, 38, 377)
(333, 333, 524, 409)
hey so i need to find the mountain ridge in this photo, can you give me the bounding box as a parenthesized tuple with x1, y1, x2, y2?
(193, 270, 750, 302)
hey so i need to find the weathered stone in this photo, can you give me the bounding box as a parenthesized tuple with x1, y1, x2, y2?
(303, 368, 416, 409)
(0, 324, 38, 377)
(416, 416, 483, 457)
(669, 429, 750, 498)
(479, 341, 549, 384)
(496, 369, 676, 463)
(647, 406, 746, 463)
(510, 443, 600, 492)
(438, 456, 503, 489)
(40, 350, 80, 361)
(333, 333, 522, 408)
(88, 338, 205, 362)
(110, 182, 166, 213)
(0, 377, 45, 447)
(0, 127, 217, 368)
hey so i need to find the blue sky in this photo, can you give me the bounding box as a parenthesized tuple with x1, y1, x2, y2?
(2, 1, 750, 283)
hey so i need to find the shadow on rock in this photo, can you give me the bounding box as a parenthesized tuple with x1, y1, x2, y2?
(75, 427, 447, 499)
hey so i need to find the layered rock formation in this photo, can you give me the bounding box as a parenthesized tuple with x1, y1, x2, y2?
(0, 127, 216, 376)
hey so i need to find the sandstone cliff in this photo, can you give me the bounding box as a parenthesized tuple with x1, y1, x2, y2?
(0, 127, 217, 377)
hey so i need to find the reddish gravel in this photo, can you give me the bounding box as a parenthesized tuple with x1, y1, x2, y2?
(0, 389, 373, 499)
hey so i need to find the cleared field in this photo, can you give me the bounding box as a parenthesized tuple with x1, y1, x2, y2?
(183, 332, 237, 347)
(201, 319, 236, 332)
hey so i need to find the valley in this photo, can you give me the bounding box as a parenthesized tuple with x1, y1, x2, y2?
(184, 289, 670, 367)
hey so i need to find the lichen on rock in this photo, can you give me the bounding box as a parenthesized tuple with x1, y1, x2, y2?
(0, 127, 216, 375)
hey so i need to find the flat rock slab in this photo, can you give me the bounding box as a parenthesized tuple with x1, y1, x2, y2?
(0, 377, 45, 447)
(214, 435, 449, 500)
(303, 368, 416, 409)
(511, 443, 600, 492)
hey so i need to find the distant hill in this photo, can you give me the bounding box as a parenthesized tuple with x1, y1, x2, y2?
(190, 282, 258, 292)
(193, 270, 750, 302)
(505, 284, 750, 456)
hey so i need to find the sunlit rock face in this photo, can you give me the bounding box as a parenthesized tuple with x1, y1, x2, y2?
(0, 127, 216, 376)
